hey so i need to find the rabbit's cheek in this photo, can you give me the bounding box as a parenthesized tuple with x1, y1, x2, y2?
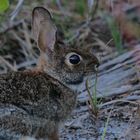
(64, 72, 84, 85)
(63, 63, 73, 71)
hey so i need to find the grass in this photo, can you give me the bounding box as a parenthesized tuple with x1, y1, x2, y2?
(75, 0, 86, 16)
(101, 110, 111, 140)
(0, 0, 9, 14)
(86, 71, 100, 118)
(86, 70, 111, 139)
(106, 15, 123, 54)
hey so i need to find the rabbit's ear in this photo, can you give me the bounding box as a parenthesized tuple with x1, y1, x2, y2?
(32, 7, 57, 52)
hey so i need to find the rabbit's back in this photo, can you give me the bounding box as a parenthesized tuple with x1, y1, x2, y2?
(0, 71, 76, 139)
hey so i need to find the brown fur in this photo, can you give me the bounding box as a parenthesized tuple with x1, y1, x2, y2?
(0, 71, 76, 139)
(0, 7, 99, 140)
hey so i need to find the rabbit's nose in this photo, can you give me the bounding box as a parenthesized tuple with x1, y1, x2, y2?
(96, 62, 100, 68)
(95, 64, 99, 72)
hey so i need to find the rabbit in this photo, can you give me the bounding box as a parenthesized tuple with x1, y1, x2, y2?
(0, 7, 99, 140)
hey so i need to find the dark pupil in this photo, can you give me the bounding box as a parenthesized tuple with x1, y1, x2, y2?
(69, 54, 80, 64)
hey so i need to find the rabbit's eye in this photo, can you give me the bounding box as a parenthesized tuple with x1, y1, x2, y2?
(69, 54, 80, 64)
(65, 52, 82, 65)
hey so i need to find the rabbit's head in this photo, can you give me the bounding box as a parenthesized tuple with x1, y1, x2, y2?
(32, 7, 99, 88)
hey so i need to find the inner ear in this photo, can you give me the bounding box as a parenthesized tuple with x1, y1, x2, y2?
(32, 7, 57, 53)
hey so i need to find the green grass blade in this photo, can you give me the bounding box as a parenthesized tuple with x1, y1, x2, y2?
(0, 0, 9, 13)
(106, 16, 123, 54)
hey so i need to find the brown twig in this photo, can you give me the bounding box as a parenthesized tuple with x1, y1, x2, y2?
(0, 56, 17, 71)
(10, 0, 24, 21)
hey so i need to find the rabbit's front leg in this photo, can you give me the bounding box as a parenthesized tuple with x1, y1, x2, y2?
(20, 130, 59, 140)
(48, 129, 59, 140)
(35, 127, 59, 140)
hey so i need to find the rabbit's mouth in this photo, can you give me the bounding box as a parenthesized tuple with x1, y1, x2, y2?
(64, 75, 84, 85)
